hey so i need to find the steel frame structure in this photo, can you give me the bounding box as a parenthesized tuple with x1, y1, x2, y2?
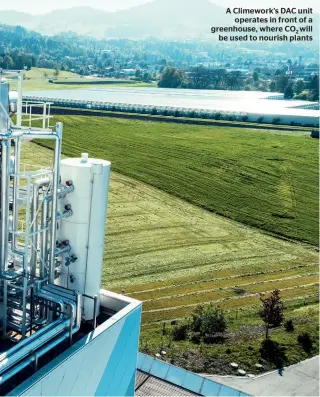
(0, 70, 81, 389)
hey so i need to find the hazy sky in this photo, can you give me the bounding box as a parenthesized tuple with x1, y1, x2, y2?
(0, 0, 318, 14)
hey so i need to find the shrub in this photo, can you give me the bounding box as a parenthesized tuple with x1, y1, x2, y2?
(151, 107, 157, 115)
(242, 115, 248, 122)
(191, 304, 227, 340)
(257, 116, 264, 123)
(172, 323, 188, 341)
(215, 112, 221, 120)
(260, 339, 287, 368)
(190, 332, 202, 344)
(272, 117, 281, 124)
(284, 320, 294, 332)
(298, 333, 313, 353)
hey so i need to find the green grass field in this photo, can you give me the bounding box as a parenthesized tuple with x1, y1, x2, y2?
(12, 68, 154, 90)
(36, 115, 318, 246)
(23, 114, 319, 374)
(22, 137, 318, 374)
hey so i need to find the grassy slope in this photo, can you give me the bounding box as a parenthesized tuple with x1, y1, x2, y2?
(22, 141, 319, 375)
(14, 67, 155, 90)
(36, 115, 319, 246)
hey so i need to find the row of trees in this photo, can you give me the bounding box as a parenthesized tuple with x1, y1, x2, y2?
(158, 66, 319, 100)
(269, 74, 319, 101)
(158, 66, 245, 90)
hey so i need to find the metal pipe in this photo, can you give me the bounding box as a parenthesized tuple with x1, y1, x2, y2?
(0, 292, 66, 374)
(1, 138, 10, 337)
(40, 197, 50, 279)
(0, 300, 63, 364)
(49, 124, 62, 283)
(83, 293, 98, 329)
(11, 137, 21, 252)
(55, 245, 71, 256)
(0, 270, 23, 281)
(16, 71, 23, 127)
(30, 185, 39, 276)
(0, 328, 75, 386)
(31, 178, 50, 277)
(0, 138, 10, 271)
(56, 209, 73, 220)
(0, 289, 79, 377)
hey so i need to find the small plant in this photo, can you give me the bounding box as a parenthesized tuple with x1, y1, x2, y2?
(190, 331, 201, 344)
(284, 320, 294, 332)
(172, 323, 188, 341)
(298, 333, 313, 353)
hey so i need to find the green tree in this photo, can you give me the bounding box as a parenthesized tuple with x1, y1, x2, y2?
(3, 55, 14, 69)
(259, 289, 284, 338)
(309, 74, 319, 101)
(158, 67, 185, 88)
(135, 67, 141, 80)
(284, 84, 294, 99)
(276, 75, 289, 93)
(253, 70, 259, 83)
(269, 81, 277, 92)
(294, 79, 304, 95)
(53, 66, 60, 79)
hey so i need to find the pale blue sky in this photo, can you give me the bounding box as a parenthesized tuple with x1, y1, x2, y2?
(0, 0, 318, 14)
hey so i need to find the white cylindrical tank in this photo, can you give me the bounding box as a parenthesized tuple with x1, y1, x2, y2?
(57, 154, 111, 321)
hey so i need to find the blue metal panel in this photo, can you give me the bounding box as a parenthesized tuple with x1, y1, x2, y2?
(181, 372, 204, 394)
(200, 379, 221, 396)
(219, 385, 241, 396)
(149, 359, 169, 380)
(139, 355, 154, 373)
(125, 372, 136, 397)
(95, 307, 141, 396)
(105, 308, 141, 396)
(166, 366, 187, 387)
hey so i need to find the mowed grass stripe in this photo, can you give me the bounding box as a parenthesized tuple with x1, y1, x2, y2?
(142, 284, 319, 324)
(116, 257, 317, 293)
(130, 264, 318, 300)
(142, 274, 319, 311)
(35, 115, 318, 245)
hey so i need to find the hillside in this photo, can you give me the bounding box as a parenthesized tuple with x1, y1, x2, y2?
(0, 0, 226, 38)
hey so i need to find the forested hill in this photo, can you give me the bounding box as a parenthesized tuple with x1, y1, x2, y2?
(0, 23, 318, 76)
(0, 24, 100, 70)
